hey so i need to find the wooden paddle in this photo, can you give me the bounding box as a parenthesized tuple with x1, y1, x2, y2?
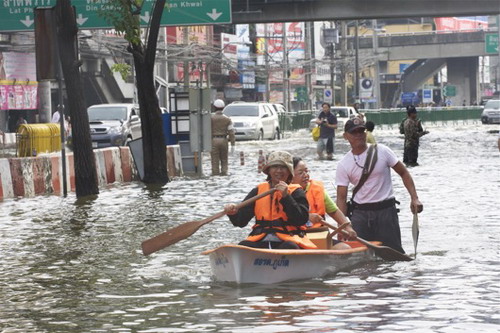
(141, 188, 277, 256)
(412, 213, 419, 258)
(320, 220, 413, 262)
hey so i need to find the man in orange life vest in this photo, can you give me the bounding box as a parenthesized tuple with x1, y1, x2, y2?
(224, 151, 317, 249)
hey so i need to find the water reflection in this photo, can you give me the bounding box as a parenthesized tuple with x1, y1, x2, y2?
(0, 124, 499, 332)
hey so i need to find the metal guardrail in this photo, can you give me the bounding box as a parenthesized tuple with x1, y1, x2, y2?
(278, 107, 483, 131)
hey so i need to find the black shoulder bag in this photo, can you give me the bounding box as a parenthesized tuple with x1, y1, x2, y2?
(346, 144, 378, 217)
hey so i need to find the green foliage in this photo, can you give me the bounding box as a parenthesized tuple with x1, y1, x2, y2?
(111, 63, 132, 81)
(97, 0, 143, 46)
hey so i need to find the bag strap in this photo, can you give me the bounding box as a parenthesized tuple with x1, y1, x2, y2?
(351, 144, 378, 201)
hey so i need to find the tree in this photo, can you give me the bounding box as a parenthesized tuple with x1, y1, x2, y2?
(103, 0, 168, 185)
(54, 0, 99, 197)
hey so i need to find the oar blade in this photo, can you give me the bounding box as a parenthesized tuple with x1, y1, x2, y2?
(141, 220, 205, 256)
(412, 213, 420, 257)
(371, 245, 414, 261)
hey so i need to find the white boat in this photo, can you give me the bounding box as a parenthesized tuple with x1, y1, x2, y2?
(201, 241, 379, 284)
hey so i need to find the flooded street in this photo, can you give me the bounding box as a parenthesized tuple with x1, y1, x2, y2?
(1, 122, 499, 332)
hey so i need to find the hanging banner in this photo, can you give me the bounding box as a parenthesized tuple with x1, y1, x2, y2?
(0, 51, 38, 110)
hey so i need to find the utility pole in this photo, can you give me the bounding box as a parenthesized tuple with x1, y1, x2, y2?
(282, 23, 289, 111)
(372, 19, 381, 109)
(183, 26, 189, 89)
(265, 24, 270, 101)
(355, 20, 360, 105)
(340, 21, 348, 105)
(304, 21, 313, 110)
(330, 22, 336, 106)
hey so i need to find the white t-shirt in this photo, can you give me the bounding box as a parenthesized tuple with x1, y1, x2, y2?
(335, 144, 398, 204)
(51, 111, 60, 123)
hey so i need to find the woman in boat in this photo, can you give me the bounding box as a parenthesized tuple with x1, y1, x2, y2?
(224, 151, 317, 250)
(292, 156, 357, 249)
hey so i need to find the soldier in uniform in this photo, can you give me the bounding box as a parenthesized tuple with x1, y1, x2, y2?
(211, 99, 235, 176)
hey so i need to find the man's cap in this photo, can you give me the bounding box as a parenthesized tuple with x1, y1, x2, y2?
(344, 117, 366, 133)
(262, 151, 294, 175)
(213, 99, 225, 109)
(406, 105, 417, 114)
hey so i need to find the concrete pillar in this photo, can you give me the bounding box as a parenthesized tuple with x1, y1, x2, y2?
(447, 57, 479, 106)
(38, 80, 52, 122)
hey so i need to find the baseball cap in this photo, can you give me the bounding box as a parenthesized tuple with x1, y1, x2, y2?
(344, 117, 366, 133)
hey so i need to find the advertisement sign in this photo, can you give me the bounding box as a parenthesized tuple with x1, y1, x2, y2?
(0, 51, 38, 110)
(401, 92, 419, 106)
(434, 17, 488, 32)
(359, 78, 374, 100)
(422, 89, 433, 103)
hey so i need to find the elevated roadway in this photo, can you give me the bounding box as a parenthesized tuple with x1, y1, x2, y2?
(232, 0, 500, 24)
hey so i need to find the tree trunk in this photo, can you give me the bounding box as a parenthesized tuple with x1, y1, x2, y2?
(134, 56, 168, 184)
(55, 0, 99, 197)
(129, 0, 168, 185)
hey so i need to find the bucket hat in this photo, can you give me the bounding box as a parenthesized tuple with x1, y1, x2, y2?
(262, 151, 294, 175)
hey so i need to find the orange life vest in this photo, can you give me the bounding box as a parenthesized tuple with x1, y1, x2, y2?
(246, 182, 318, 249)
(305, 180, 326, 229)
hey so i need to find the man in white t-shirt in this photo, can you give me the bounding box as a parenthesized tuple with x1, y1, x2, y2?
(335, 117, 423, 253)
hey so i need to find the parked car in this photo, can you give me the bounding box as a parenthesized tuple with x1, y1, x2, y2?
(309, 106, 360, 131)
(87, 103, 141, 148)
(481, 99, 500, 124)
(223, 102, 280, 140)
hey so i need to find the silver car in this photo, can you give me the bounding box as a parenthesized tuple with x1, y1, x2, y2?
(481, 100, 500, 124)
(87, 104, 142, 148)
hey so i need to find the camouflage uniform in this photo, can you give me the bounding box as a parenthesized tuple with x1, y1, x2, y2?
(211, 111, 235, 175)
(403, 117, 424, 165)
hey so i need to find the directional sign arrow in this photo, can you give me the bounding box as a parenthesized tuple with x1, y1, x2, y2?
(207, 8, 222, 21)
(140, 11, 150, 24)
(20, 15, 34, 28)
(76, 14, 88, 26)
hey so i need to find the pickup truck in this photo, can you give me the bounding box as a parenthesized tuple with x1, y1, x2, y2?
(87, 103, 141, 148)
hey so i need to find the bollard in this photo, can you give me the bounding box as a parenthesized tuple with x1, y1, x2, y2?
(257, 150, 266, 173)
(240, 151, 245, 165)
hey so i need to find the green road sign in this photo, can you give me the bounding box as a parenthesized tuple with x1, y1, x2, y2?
(443, 85, 456, 97)
(485, 33, 499, 54)
(295, 86, 307, 103)
(0, 0, 231, 32)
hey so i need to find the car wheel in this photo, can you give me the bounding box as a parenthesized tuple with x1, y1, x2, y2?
(257, 130, 264, 141)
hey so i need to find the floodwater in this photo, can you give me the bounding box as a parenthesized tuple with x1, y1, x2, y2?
(1, 121, 499, 333)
